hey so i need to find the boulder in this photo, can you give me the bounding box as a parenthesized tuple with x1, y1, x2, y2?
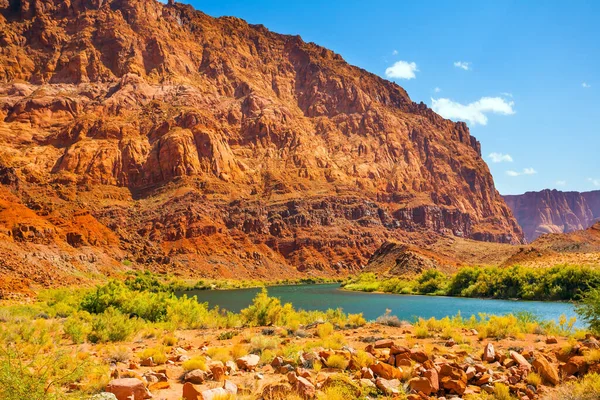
(439, 364, 467, 395)
(375, 339, 394, 349)
(294, 376, 316, 399)
(408, 377, 436, 395)
(390, 345, 410, 355)
(236, 354, 260, 371)
(369, 362, 402, 380)
(482, 343, 495, 362)
(532, 354, 560, 386)
(510, 351, 532, 371)
(184, 369, 208, 384)
(209, 361, 226, 381)
(375, 378, 401, 395)
(409, 349, 429, 363)
(106, 378, 152, 400)
(182, 383, 202, 400)
(560, 356, 588, 377)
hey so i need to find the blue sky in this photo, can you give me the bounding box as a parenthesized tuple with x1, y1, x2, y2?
(172, 0, 598, 195)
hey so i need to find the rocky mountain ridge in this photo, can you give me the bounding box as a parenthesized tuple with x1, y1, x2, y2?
(504, 189, 600, 242)
(0, 0, 523, 290)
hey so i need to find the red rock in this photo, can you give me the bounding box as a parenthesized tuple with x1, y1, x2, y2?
(369, 362, 402, 380)
(209, 362, 226, 381)
(560, 356, 588, 376)
(409, 349, 429, 363)
(510, 351, 532, 371)
(505, 191, 600, 241)
(106, 378, 152, 400)
(182, 382, 202, 400)
(390, 345, 410, 355)
(375, 339, 394, 349)
(0, 0, 525, 296)
(439, 364, 467, 395)
(482, 343, 495, 362)
(466, 366, 477, 380)
(148, 381, 170, 391)
(546, 336, 558, 344)
(396, 357, 412, 367)
(532, 354, 560, 386)
(184, 369, 208, 384)
(376, 378, 401, 395)
(294, 376, 316, 399)
(236, 354, 260, 371)
(408, 377, 435, 395)
(361, 367, 374, 379)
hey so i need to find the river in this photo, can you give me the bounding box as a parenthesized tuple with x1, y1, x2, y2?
(179, 284, 580, 325)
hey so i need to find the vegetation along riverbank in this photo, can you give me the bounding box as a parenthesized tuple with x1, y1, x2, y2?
(341, 265, 600, 301)
(2, 279, 600, 399)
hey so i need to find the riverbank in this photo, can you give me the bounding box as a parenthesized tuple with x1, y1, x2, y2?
(1, 283, 599, 399)
(341, 265, 600, 302)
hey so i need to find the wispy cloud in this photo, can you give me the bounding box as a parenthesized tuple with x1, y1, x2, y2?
(392, 49, 399, 56)
(582, 82, 591, 88)
(589, 178, 600, 187)
(501, 92, 513, 98)
(431, 96, 515, 126)
(385, 61, 419, 80)
(434, 87, 441, 93)
(454, 61, 471, 71)
(506, 168, 537, 177)
(555, 180, 567, 186)
(488, 152, 513, 163)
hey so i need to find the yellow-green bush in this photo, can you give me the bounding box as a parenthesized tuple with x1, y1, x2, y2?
(182, 356, 208, 372)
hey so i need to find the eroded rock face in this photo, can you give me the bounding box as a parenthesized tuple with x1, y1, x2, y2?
(0, 0, 523, 287)
(504, 189, 600, 242)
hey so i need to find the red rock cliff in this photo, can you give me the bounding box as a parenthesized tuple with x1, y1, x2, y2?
(0, 0, 523, 284)
(504, 190, 600, 242)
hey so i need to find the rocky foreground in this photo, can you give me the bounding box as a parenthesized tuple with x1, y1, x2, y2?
(92, 323, 599, 400)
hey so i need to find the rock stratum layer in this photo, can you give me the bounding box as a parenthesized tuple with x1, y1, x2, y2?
(0, 0, 523, 289)
(504, 190, 600, 242)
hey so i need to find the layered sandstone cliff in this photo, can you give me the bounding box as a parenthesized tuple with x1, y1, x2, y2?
(504, 190, 600, 242)
(0, 0, 523, 288)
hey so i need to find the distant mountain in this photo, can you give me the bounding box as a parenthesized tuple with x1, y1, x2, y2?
(504, 190, 600, 242)
(0, 0, 523, 290)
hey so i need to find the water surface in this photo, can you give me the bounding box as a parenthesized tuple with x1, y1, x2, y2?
(180, 284, 579, 325)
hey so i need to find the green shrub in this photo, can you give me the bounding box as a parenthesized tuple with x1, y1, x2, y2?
(88, 308, 141, 343)
(240, 288, 286, 326)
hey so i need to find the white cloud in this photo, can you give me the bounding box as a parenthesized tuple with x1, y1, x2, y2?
(392, 50, 399, 55)
(582, 82, 591, 88)
(506, 168, 537, 177)
(501, 92, 513, 98)
(589, 178, 600, 187)
(434, 87, 442, 93)
(431, 96, 515, 126)
(454, 61, 471, 71)
(555, 180, 567, 186)
(385, 61, 419, 80)
(488, 152, 513, 163)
